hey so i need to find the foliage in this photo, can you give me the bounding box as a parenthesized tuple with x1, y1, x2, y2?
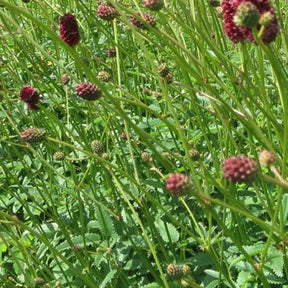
(0, 0, 288, 287)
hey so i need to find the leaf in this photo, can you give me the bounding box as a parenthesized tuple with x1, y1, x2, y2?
(99, 269, 117, 288)
(205, 279, 220, 288)
(95, 206, 117, 239)
(154, 219, 179, 243)
(204, 269, 220, 279)
(266, 246, 284, 278)
(37, 222, 58, 237)
(236, 270, 253, 286)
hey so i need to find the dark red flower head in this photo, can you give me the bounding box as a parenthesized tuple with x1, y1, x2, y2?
(221, 0, 279, 44)
(75, 82, 102, 101)
(59, 13, 80, 46)
(130, 11, 156, 30)
(20, 86, 39, 103)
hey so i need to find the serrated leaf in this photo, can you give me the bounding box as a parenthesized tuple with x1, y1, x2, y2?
(266, 247, 284, 278)
(95, 206, 117, 239)
(154, 219, 179, 243)
(99, 269, 117, 288)
(237, 270, 253, 286)
(37, 222, 58, 237)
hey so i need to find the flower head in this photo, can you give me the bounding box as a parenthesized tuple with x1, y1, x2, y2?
(166, 173, 190, 196)
(20, 86, 39, 103)
(75, 82, 102, 101)
(130, 11, 156, 30)
(221, 0, 279, 44)
(223, 155, 259, 183)
(97, 2, 118, 21)
(21, 128, 46, 143)
(59, 13, 80, 46)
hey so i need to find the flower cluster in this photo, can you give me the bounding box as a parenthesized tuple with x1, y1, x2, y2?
(221, 0, 279, 44)
(19, 86, 40, 110)
(223, 155, 259, 183)
(59, 13, 80, 46)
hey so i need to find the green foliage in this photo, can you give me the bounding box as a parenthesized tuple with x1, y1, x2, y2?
(0, 0, 288, 287)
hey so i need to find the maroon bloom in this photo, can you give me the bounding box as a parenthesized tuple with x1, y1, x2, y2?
(130, 11, 156, 30)
(166, 173, 190, 196)
(75, 82, 102, 101)
(20, 86, 39, 103)
(59, 13, 80, 46)
(106, 48, 116, 58)
(223, 155, 259, 183)
(221, 0, 279, 44)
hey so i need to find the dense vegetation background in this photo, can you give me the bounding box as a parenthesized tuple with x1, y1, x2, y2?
(0, 0, 288, 287)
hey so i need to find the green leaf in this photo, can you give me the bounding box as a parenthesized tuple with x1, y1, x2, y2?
(154, 219, 179, 243)
(99, 269, 117, 288)
(237, 270, 254, 286)
(204, 269, 220, 279)
(266, 246, 284, 278)
(205, 279, 220, 288)
(95, 206, 117, 239)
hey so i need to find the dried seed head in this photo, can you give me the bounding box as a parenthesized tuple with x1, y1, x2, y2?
(259, 11, 274, 26)
(181, 264, 191, 275)
(21, 128, 46, 143)
(162, 73, 173, 84)
(223, 155, 259, 183)
(141, 152, 153, 163)
(259, 150, 276, 166)
(75, 82, 102, 101)
(91, 140, 104, 154)
(59, 13, 80, 46)
(166, 173, 190, 196)
(102, 153, 110, 160)
(158, 63, 170, 77)
(97, 71, 111, 82)
(233, 2, 260, 28)
(34, 277, 45, 287)
(166, 263, 183, 280)
(189, 148, 200, 161)
(53, 151, 66, 161)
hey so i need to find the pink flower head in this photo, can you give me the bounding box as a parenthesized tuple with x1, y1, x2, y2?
(165, 173, 190, 196)
(221, 0, 279, 44)
(223, 155, 259, 183)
